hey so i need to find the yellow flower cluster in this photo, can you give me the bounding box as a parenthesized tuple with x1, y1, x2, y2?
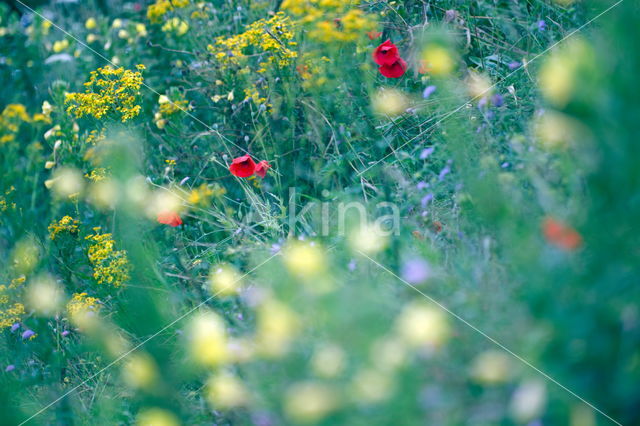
(48, 215, 80, 240)
(0, 277, 26, 328)
(244, 86, 270, 108)
(86, 128, 106, 146)
(85, 229, 131, 287)
(155, 95, 189, 129)
(85, 167, 109, 182)
(282, 0, 376, 42)
(208, 12, 298, 72)
(147, 0, 190, 24)
(0, 186, 16, 212)
(66, 292, 101, 316)
(162, 17, 189, 36)
(188, 183, 225, 207)
(65, 65, 145, 123)
(0, 104, 49, 145)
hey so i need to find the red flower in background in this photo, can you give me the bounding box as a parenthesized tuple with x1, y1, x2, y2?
(542, 217, 582, 251)
(367, 30, 382, 40)
(379, 58, 407, 78)
(373, 40, 400, 66)
(229, 154, 257, 178)
(157, 211, 183, 227)
(255, 160, 271, 178)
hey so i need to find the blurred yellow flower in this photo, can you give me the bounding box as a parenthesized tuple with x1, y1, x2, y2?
(136, 408, 180, 426)
(284, 382, 337, 424)
(188, 310, 229, 367)
(205, 372, 249, 409)
(395, 302, 450, 348)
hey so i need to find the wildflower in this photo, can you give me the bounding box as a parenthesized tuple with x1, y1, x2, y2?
(284, 382, 337, 424)
(122, 352, 158, 389)
(371, 89, 409, 116)
(5, 365, 15, 372)
(26, 275, 64, 316)
(85, 17, 97, 30)
(422, 85, 437, 99)
(421, 45, 455, 76)
(348, 222, 389, 254)
(470, 350, 512, 385)
(209, 264, 242, 296)
(205, 373, 249, 410)
(85, 230, 131, 287)
(10, 323, 20, 332)
(48, 216, 79, 240)
(135, 408, 180, 426)
(229, 154, 257, 178)
(373, 40, 400, 66)
(510, 381, 547, 423)
(491, 93, 505, 107)
(311, 344, 346, 378)
(254, 160, 271, 178)
(65, 65, 145, 122)
(400, 258, 431, 284)
(542, 217, 582, 251)
(537, 20, 547, 31)
(396, 302, 450, 348)
(351, 369, 394, 403)
(282, 241, 327, 278)
(157, 211, 183, 227)
(420, 147, 435, 159)
(22, 329, 35, 340)
(256, 299, 300, 357)
(66, 293, 101, 317)
(379, 58, 407, 78)
(188, 311, 229, 367)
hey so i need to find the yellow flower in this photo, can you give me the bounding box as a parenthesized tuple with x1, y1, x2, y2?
(65, 65, 144, 122)
(85, 230, 131, 287)
(66, 292, 101, 317)
(85, 17, 97, 30)
(48, 215, 80, 240)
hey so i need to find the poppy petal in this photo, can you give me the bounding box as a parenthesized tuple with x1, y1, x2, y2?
(379, 58, 407, 78)
(373, 40, 400, 66)
(255, 160, 271, 178)
(229, 154, 257, 178)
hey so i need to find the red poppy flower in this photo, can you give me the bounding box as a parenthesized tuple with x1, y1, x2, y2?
(157, 211, 183, 227)
(229, 154, 257, 178)
(373, 40, 400, 66)
(367, 30, 382, 40)
(254, 160, 271, 178)
(379, 58, 407, 78)
(542, 217, 582, 251)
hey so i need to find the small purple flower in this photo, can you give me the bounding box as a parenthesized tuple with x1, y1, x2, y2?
(438, 166, 451, 181)
(22, 330, 35, 340)
(422, 85, 437, 99)
(347, 259, 357, 271)
(537, 20, 546, 31)
(444, 9, 457, 22)
(270, 243, 282, 255)
(508, 61, 521, 70)
(5, 365, 15, 372)
(478, 97, 488, 109)
(10, 323, 20, 333)
(491, 93, 504, 107)
(501, 162, 510, 168)
(401, 258, 432, 284)
(61, 330, 70, 337)
(420, 147, 435, 159)
(421, 193, 434, 207)
(416, 181, 429, 190)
